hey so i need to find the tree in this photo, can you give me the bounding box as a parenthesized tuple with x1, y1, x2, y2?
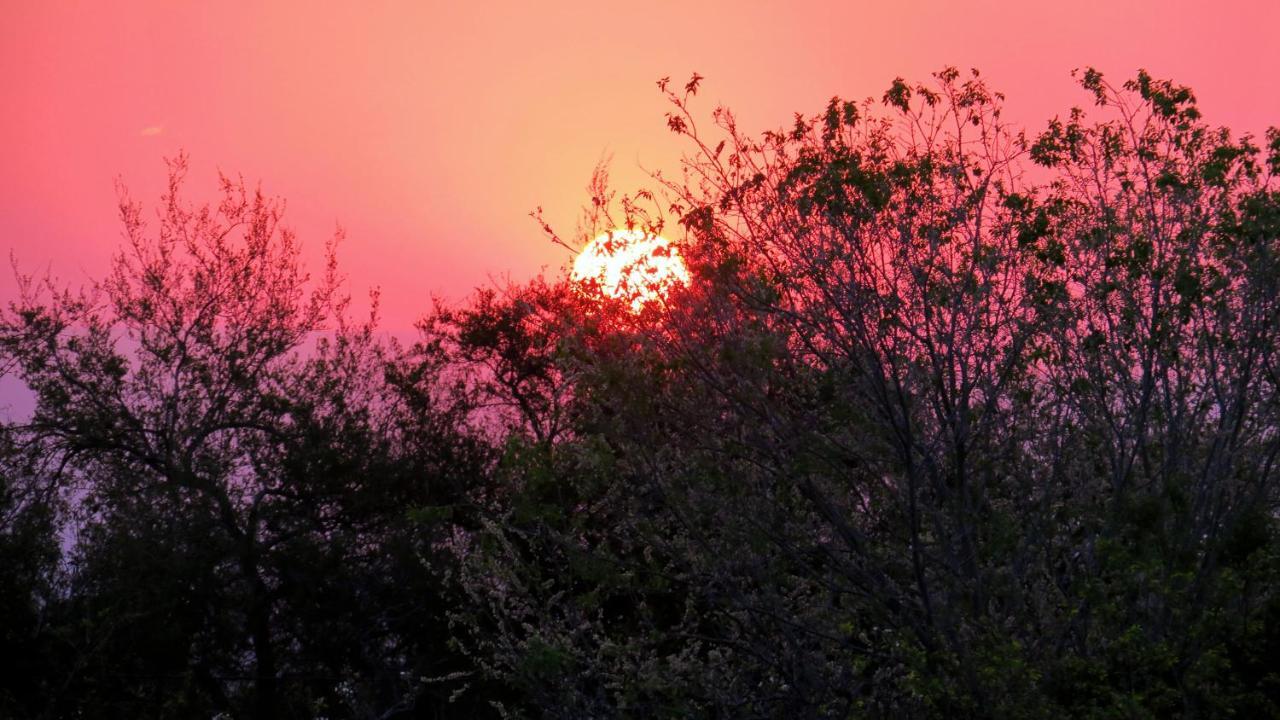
(452, 68, 1280, 718)
(3, 66, 1278, 719)
(0, 156, 494, 718)
(0, 424, 62, 717)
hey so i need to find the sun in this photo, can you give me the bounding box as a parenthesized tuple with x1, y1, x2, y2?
(571, 229, 689, 310)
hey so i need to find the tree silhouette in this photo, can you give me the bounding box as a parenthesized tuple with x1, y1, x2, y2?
(1, 156, 492, 718)
(451, 69, 1280, 718)
(2, 68, 1279, 719)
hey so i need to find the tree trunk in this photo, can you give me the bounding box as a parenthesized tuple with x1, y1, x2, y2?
(249, 592, 278, 720)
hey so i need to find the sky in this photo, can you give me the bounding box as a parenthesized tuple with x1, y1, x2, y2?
(2, 0, 1279, 337)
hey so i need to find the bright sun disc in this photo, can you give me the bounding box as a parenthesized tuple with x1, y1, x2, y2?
(571, 229, 689, 310)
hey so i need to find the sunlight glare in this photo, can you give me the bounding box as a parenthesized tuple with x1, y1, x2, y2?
(571, 229, 689, 311)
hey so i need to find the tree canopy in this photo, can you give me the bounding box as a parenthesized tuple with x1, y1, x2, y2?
(2, 67, 1279, 719)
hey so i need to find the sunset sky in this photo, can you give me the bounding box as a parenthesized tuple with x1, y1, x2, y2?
(3, 0, 1279, 332)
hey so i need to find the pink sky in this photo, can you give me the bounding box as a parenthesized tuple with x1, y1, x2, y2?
(3, 1, 1279, 332)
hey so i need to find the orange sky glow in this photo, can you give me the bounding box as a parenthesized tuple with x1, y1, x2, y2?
(2, 1, 1279, 332)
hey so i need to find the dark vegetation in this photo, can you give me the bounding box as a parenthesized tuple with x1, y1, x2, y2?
(3, 68, 1280, 718)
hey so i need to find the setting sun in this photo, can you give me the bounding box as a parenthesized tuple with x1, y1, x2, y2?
(571, 228, 689, 310)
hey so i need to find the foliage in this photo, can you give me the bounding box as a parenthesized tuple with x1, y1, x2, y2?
(449, 68, 1280, 719)
(0, 157, 494, 718)
(2, 68, 1279, 719)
